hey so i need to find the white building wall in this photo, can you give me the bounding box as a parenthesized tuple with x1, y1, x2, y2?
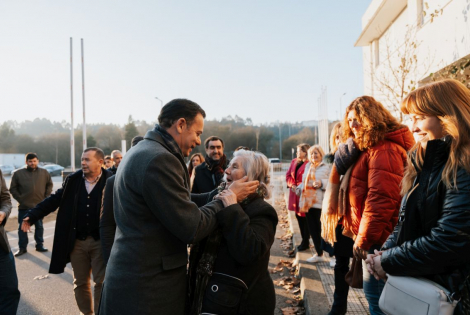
(358, 0, 470, 116)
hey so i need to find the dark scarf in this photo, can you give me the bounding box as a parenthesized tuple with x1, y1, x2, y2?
(334, 137, 361, 175)
(205, 155, 227, 186)
(154, 124, 183, 156)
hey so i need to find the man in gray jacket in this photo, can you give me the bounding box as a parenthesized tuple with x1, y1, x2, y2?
(99, 99, 259, 315)
(10, 152, 53, 256)
(0, 169, 20, 314)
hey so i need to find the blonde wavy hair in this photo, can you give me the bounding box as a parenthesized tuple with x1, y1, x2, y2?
(401, 79, 470, 193)
(308, 145, 325, 162)
(329, 122, 342, 154)
(342, 96, 403, 150)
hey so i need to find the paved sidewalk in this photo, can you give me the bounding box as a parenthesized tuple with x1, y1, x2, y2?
(274, 173, 369, 315)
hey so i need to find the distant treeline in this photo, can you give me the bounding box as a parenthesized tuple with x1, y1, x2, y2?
(0, 116, 337, 166)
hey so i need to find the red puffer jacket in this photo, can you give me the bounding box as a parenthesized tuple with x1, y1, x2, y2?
(345, 127, 415, 251)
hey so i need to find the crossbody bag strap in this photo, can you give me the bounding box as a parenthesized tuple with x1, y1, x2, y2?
(238, 273, 262, 314)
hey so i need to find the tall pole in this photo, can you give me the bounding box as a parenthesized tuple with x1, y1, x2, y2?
(70, 38, 75, 171)
(278, 123, 282, 160)
(81, 39, 87, 150)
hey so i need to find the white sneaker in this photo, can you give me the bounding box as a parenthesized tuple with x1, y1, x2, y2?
(329, 257, 336, 268)
(306, 254, 327, 263)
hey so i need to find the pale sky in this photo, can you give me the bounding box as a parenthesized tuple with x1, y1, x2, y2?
(0, 1, 370, 126)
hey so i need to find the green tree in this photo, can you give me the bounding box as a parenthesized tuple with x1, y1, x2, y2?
(124, 115, 139, 149)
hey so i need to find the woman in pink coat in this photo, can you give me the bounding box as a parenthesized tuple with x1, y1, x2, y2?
(286, 143, 311, 251)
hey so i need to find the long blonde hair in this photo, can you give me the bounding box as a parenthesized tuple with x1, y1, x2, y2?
(329, 122, 342, 154)
(401, 79, 470, 193)
(342, 96, 403, 150)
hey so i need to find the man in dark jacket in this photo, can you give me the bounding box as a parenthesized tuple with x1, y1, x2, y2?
(21, 147, 112, 315)
(100, 136, 143, 265)
(10, 152, 53, 256)
(191, 136, 228, 193)
(0, 169, 20, 314)
(99, 99, 259, 315)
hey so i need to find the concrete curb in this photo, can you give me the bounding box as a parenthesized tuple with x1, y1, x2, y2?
(283, 187, 330, 315)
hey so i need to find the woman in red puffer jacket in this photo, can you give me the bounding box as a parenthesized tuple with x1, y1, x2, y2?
(341, 96, 414, 315)
(286, 143, 310, 251)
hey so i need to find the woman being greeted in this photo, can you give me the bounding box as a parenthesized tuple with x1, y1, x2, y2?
(342, 96, 414, 315)
(286, 143, 311, 251)
(188, 150, 278, 315)
(297, 145, 330, 263)
(367, 79, 470, 314)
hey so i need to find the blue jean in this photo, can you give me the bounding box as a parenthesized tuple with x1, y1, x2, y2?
(0, 250, 20, 314)
(18, 209, 44, 249)
(362, 245, 385, 315)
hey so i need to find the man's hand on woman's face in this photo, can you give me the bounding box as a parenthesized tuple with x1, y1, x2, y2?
(228, 176, 259, 203)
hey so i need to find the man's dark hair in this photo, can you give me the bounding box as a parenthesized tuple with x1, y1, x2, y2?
(204, 136, 224, 149)
(131, 136, 144, 147)
(104, 155, 112, 161)
(158, 99, 206, 129)
(84, 147, 105, 160)
(25, 152, 38, 161)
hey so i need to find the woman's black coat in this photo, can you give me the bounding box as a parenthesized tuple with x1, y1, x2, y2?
(380, 139, 470, 312)
(190, 197, 278, 314)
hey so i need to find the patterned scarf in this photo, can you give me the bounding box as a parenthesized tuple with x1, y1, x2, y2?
(154, 125, 183, 156)
(298, 163, 318, 213)
(205, 155, 228, 186)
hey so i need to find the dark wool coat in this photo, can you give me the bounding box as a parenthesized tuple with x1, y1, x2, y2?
(190, 197, 278, 315)
(99, 175, 115, 265)
(191, 161, 227, 194)
(26, 169, 112, 274)
(99, 128, 225, 315)
(0, 170, 12, 253)
(381, 139, 470, 314)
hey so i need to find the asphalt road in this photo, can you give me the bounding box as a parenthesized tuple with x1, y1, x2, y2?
(8, 221, 78, 315)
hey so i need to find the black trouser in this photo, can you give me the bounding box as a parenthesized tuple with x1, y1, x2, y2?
(332, 255, 350, 312)
(295, 214, 310, 246)
(306, 208, 323, 256)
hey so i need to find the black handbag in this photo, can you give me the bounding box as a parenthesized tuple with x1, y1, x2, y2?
(200, 272, 260, 315)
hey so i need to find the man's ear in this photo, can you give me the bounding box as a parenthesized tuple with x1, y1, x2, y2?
(175, 118, 187, 134)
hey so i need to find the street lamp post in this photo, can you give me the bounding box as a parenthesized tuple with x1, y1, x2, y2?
(339, 92, 347, 120)
(155, 97, 163, 110)
(278, 122, 282, 161)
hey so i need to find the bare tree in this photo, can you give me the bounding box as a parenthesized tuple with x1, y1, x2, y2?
(373, 26, 433, 121)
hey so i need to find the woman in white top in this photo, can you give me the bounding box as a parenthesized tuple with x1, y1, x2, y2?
(297, 145, 331, 263)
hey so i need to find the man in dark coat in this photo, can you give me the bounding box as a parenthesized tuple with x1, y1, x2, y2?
(100, 136, 143, 265)
(21, 148, 112, 315)
(0, 169, 20, 314)
(99, 99, 258, 315)
(191, 136, 228, 193)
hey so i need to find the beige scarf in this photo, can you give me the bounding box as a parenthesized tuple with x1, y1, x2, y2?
(298, 163, 319, 213)
(321, 164, 354, 245)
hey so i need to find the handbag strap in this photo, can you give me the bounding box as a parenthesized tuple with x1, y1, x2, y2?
(238, 273, 262, 314)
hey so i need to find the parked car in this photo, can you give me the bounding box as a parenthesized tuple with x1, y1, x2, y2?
(268, 158, 281, 164)
(0, 165, 15, 175)
(10, 164, 56, 175)
(43, 165, 65, 176)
